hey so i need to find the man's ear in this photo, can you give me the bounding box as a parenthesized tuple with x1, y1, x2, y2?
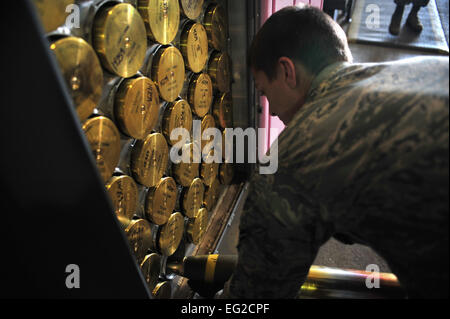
(278, 57, 297, 89)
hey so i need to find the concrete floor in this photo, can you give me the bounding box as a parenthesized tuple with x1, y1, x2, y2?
(216, 9, 448, 274)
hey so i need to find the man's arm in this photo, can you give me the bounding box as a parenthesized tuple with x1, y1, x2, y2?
(222, 169, 333, 298)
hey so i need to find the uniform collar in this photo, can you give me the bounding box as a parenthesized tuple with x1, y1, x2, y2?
(307, 61, 352, 99)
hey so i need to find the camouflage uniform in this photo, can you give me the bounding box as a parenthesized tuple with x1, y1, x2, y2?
(223, 56, 449, 298)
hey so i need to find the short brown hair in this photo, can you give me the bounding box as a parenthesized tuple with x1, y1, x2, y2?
(248, 6, 352, 80)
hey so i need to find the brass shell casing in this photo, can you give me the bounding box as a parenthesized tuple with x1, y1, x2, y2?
(106, 175, 139, 227)
(203, 3, 228, 52)
(187, 207, 208, 245)
(131, 133, 169, 187)
(114, 76, 160, 140)
(187, 73, 213, 118)
(162, 99, 193, 146)
(180, 22, 209, 73)
(82, 116, 121, 182)
(179, 0, 204, 20)
(200, 151, 219, 187)
(125, 219, 153, 264)
(219, 163, 234, 185)
(145, 177, 177, 225)
(93, 3, 147, 78)
(152, 281, 172, 299)
(201, 114, 216, 152)
(173, 143, 200, 187)
(140, 253, 161, 292)
(33, 0, 74, 33)
(138, 0, 180, 45)
(213, 91, 233, 129)
(158, 212, 184, 256)
(150, 46, 186, 102)
(203, 178, 220, 211)
(50, 37, 103, 122)
(182, 178, 205, 218)
(207, 51, 231, 93)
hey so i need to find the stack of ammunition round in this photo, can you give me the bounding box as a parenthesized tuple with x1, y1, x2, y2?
(33, 0, 236, 299)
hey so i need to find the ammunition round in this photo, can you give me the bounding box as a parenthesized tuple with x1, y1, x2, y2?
(207, 51, 231, 93)
(50, 36, 103, 122)
(93, 3, 147, 78)
(131, 133, 169, 187)
(145, 176, 177, 225)
(138, 0, 180, 45)
(114, 76, 160, 139)
(140, 253, 162, 292)
(125, 219, 153, 264)
(203, 3, 228, 52)
(180, 22, 209, 73)
(82, 116, 121, 182)
(173, 143, 200, 187)
(106, 174, 139, 227)
(187, 207, 208, 245)
(158, 212, 185, 256)
(182, 178, 205, 218)
(187, 73, 213, 118)
(150, 45, 186, 102)
(179, 0, 204, 20)
(162, 99, 193, 146)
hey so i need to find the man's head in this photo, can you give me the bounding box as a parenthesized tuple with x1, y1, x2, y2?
(249, 5, 352, 124)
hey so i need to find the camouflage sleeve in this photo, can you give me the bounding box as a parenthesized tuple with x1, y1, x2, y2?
(222, 168, 334, 298)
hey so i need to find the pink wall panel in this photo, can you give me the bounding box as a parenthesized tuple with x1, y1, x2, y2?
(258, 0, 323, 155)
(273, 0, 295, 12)
(310, 0, 323, 8)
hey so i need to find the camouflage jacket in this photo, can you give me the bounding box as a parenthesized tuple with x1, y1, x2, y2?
(223, 57, 449, 298)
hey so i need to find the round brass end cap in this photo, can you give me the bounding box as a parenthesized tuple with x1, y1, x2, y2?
(50, 36, 103, 122)
(125, 219, 153, 264)
(151, 46, 186, 102)
(115, 76, 160, 140)
(204, 3, 228, 52)
(158, 212, 185, 256)
(207, 51, 231, 93)
(180, 0, 204, 20)
(203, 178, 220, 211)
(131, 133, 169, 187)
(173, 143, 201, 187)
(200, 151, 219, 187)
(162, 99, 193, 146)
(145, 177, 177, 225)
(188, 73, 213, 118)
(187, 207, 209, 245)
(82, 116, 121, 182)
(201, 114, 216, 152)
(182, 178, 205, 218)
(106, 175, 139, 227)
(93, 3, 147, 78)
(141, 253, 162, 292)
(138, 0, 180, 45)
(180, 22, 209, 73)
